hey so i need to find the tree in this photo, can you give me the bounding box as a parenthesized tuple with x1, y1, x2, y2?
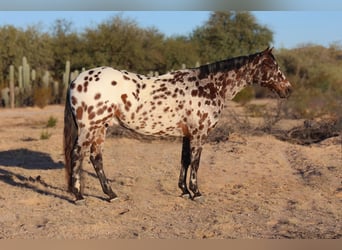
(191, 11, 273, 63)
(83, 16, 167, 74)
(0, 25, 23, 84)
(163, 36, 200, 71)
(50, 19, 82, 76)
(83, 16, 144, 70)
(23, 25, 54, 71)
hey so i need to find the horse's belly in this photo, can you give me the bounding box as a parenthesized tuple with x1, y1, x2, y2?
(118, 114, 183, 137)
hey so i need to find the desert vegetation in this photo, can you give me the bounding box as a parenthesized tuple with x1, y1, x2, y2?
(1, 12, 341, 127)
(0, 11, 341, 239)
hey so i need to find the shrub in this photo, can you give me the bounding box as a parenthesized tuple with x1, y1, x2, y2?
(40, 130, 51, 140)
(46, 116, 57, 128)
(232, 86, 255, 104)
(33, 87, 52, 108)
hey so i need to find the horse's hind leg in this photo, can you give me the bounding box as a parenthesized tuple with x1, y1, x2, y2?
(90, 128, 117, 202)
(70, 143, 86, 202)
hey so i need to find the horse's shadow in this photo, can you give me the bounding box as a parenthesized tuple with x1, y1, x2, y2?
(0, 148, 74, 203)
(0, 148, 63, 170)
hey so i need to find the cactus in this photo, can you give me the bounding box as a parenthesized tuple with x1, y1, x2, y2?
(62, 60, 71, 102)
(31, 69, 36, 82)
(1, 88, 10, 107)
(70, 70, 79, 82)
(53, 81, 59, 101)
(22, 56, 31, 94)
(18, 66, 23, 92)
(63, 60, 70, 87)
(42, 70, 50, 89)
(9, 65, 15, 108)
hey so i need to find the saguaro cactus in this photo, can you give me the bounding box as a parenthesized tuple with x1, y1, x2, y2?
(1, 88, 9, 107)
(22, 56, 31, 94)
(9, 65, 15, 108)
(42, 70, 50, 89)
(62, 60, 71, 100)
(18, 66, 23, 92)
(70, 70, 79, 82)
(53, 81, 59, 103)
(31, 69, 36, 82)
(63, 60, 71, 87)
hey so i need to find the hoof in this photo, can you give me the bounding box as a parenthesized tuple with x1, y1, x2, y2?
(108, 196, 119, 202)
(180, 192, 191, 199)
(193, 195, 203, 201)
(192, 193, 203, 201)
(74, 198, 86, 206)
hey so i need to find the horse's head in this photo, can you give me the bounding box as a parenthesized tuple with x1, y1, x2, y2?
(251, 47, 292, 98)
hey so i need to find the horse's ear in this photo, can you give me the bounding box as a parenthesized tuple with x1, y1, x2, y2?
(262, 47, 270, 55)
(264, 46, 273, 54)
(261, 47, 274, 57)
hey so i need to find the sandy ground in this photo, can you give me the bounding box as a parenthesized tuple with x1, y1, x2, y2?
(0, 102, 341, 239)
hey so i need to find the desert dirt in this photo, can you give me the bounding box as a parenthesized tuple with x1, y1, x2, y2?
(0, 100, 341, 239)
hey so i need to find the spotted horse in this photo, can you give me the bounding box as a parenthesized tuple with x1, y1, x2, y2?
(64, 47, 292, 203)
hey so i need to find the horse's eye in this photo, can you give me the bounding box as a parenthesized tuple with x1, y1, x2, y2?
(264, 60, 276, 69)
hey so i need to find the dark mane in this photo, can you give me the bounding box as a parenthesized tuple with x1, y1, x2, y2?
(196, 51, 261, 79)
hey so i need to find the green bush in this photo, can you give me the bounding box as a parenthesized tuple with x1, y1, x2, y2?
(40, 130, 51, 140)
(232, 86, 255, 104)
(33, 87, 52, 108)
(46, 116, 57, 128)
(277, 45, 342, 120)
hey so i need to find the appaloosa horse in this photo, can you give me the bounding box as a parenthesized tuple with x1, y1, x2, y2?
(64, 47, 292, 203)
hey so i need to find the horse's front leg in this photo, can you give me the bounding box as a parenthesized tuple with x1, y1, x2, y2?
(178, 137, 191, 198)
(189, 144, 203, 199)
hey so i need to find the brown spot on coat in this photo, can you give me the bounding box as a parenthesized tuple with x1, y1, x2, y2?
(114, 108, 123, 119)
(136, 104, 143, 113)
(88, 105, 94, 114)
(77, 85, 82, 92)
(94, 93, 101, 100)
(97, 108, 105, 116)
(76, 107, 83, 120)
(177, 122, 190, 137)
(89, 112, 96, 120)
(121, 94, 128, 104)
(191, 90, 198, 97)
(83, 81, 89, 92)
(125, 101, 132, 112)
(71, 96, 78, 105)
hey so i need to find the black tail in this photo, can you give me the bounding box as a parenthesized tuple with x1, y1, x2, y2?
(63, 89, 78, 191)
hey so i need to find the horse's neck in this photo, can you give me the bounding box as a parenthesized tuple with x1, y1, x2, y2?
(195, 56, 254, 101)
